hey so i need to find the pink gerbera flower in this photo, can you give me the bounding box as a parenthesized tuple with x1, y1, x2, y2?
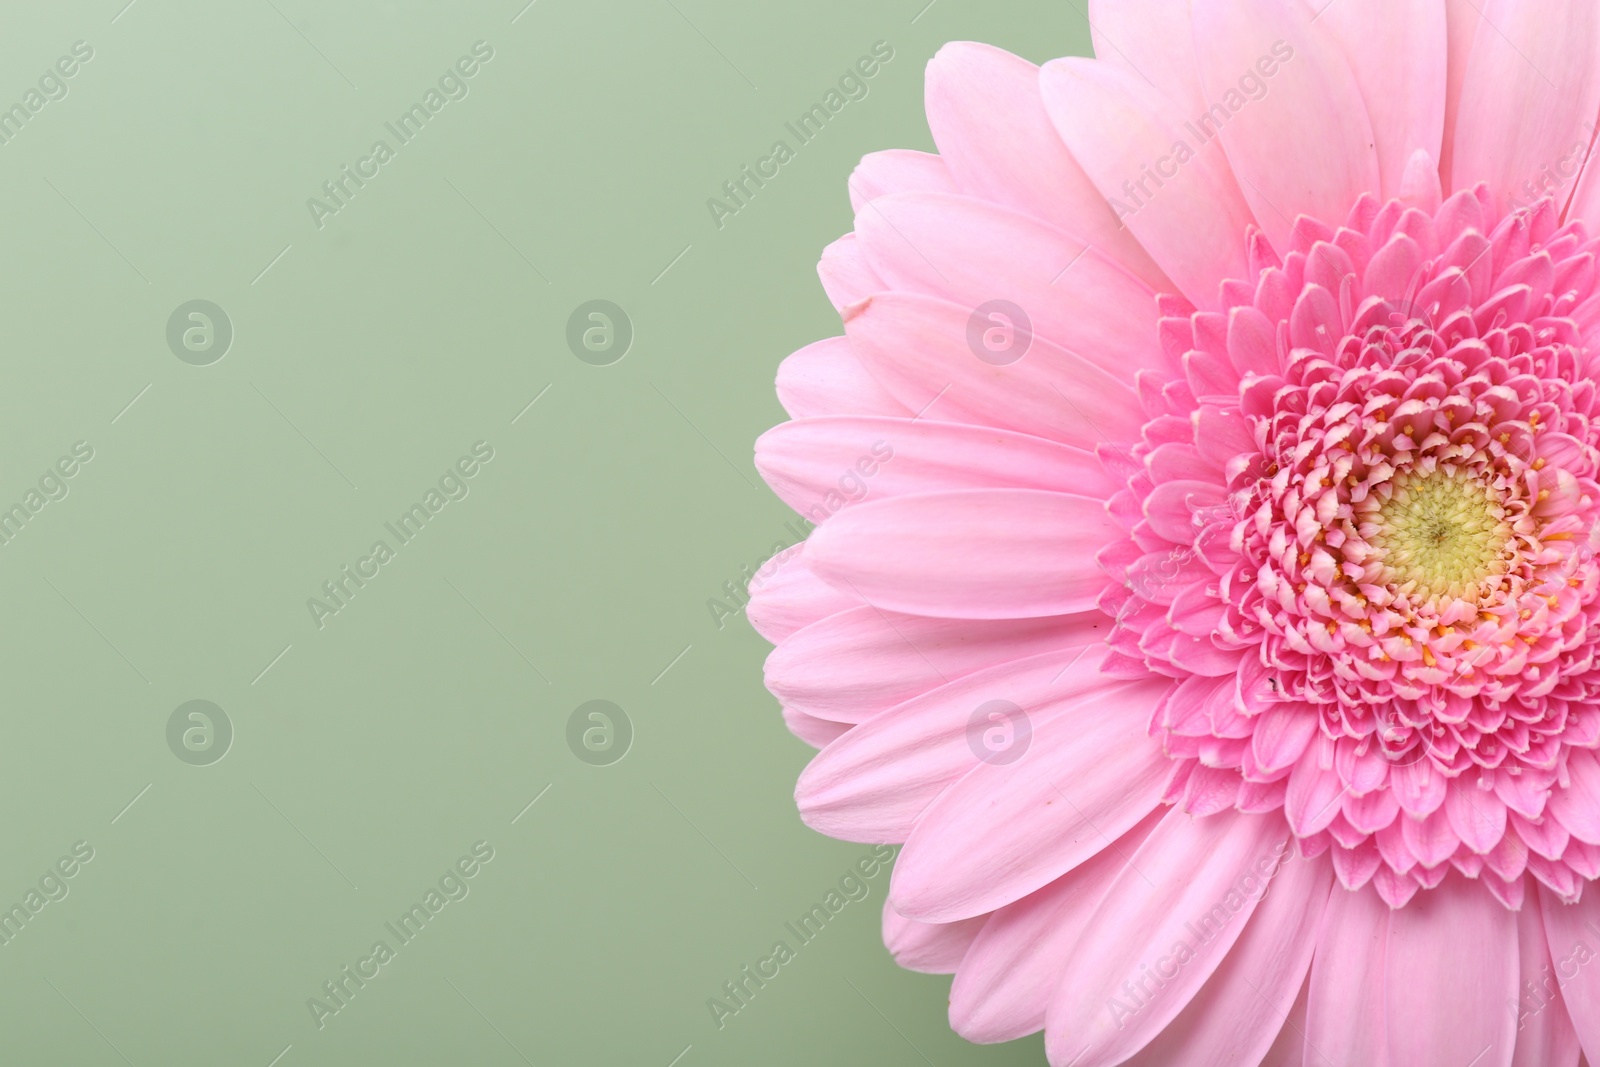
(751, 2, 1600, 1063)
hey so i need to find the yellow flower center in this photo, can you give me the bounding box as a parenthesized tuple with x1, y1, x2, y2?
(1370, 470, 1512, 602)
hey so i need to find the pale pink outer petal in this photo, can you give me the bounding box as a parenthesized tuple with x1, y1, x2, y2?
(804, 489, 1116, 620)
(818, 233, 884, 311)
(756, 416, 1118, 517)
(1042, 807, 1290, 1067)
(1550, 747, 1600, 846)
(1385, 873, 1518, 1067)
(745, 545, 862, 645)
(1087, 0, 1205, 114)
(1539, 885, 1600, 1062)
(1118, 850, 1334, 1067)
(794, 646, 1118, 841)
(1512, 893, 1582, 1067)
(1040, 57, 1255, 311)
(1257, 976, 1311, 1067)
(1190, 0, 1379, 254)
(766, 610, 1105, 724)
(881, 897, 986, 974)
(848, 149, 956, 212)
(1438, 0, 1480, 187)
(1306, 886, 1390, 1066)
(889, 676, 1171, 922)
(924, 42, 1171, 290)
(782, 706, 851, 749)
(775, 337, 908, 420)
(852, 192, 1164, 378)
(843, 292, 1145, 449)
(1310, 0, 1447, 200)
(1447, 0, 1600, 216)
(948, 810, 1164, 1044)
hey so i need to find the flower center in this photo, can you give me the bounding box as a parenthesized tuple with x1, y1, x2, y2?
(1366, 469, 1511, 604)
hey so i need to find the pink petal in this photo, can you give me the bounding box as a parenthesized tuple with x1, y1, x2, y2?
(949, 810, 1163, 1043)
(848, 149, 955, 211)
(1450, 0, 1600, 217)
(1086, 0, 1205, 115)
(924, 42, 1170, 290)
(756, 416, 1117, 518)
(1040, 57, 1255, 311)
(1042, 807, 1289, 1067)
(890, 676, 1171, 921)
(1550, 747, 1600, 846)
(783, 706, 851, 749)
(1540, 884, 1600, 1062)
(1191, 0, 1379, 254)
(745, 545, 862, 645)
(804, 488, 1117, 619)
(767, 608, 1104, 724)
(843, 291, 1144, 448)
(1385, 873, 1518, 1067)
(795, 647, 1118, 840)
(1118, 850, 1333, 1067)
(818, 232, 884, 312)
(881, 898, 986, 974)
(775, 336, 907, 420)
(1312, 0, 1447, 199)
(1306, 884, 1391, 1065)
(1511, 893, 1582, 1067)
(853, 192, 1163, 378)
(1257, 975, 1311, 1067)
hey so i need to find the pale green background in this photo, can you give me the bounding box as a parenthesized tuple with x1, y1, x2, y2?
(0, 2, 1093, 1063)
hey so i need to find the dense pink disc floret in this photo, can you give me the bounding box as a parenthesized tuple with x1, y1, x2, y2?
(1105, 189, 1600, 907)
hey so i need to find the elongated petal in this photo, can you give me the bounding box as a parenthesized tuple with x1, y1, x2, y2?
(950, 810, 1163, 1043)
(1385, 873, 1517, 1067)
(1041, 57, 1255, 310)
(842, 292, 1144, 449)
(805, 489, 1116, 619)
(1539, 884, 1600, 1061)
(756, 416, 1118, 519)
(745, 546, 861, 645)
(1042, 807, 1289, 1067)
(1087, 0, 1205, 114)
(775, 336, 907, 420)
(1306, 885, 1390, 1065)
(1311, 0, 1447, 199)
(795, 646, 1114, 840)
(854, 192, 1163, 378)
(1511, 894, 1581, 1067)
(767, 609, 1104, 723)
(1119, 850, 1333, 1067)
(848, 149, 955, 211)
(1450, 0, 1600, 217)
(1191, 0, 1379, 253)
(882, 899, 986, 974)
(891, 676, 1171, 920)
(925, 42, 1170, 289)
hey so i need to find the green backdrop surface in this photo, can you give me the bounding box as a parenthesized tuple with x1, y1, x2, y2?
(0, 2, 1093, 1063)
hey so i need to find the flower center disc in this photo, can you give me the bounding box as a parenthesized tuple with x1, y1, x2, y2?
(1366, 469, 1511, 604)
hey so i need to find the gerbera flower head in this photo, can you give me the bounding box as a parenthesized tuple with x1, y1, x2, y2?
(753, 1, 1600, 1063)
